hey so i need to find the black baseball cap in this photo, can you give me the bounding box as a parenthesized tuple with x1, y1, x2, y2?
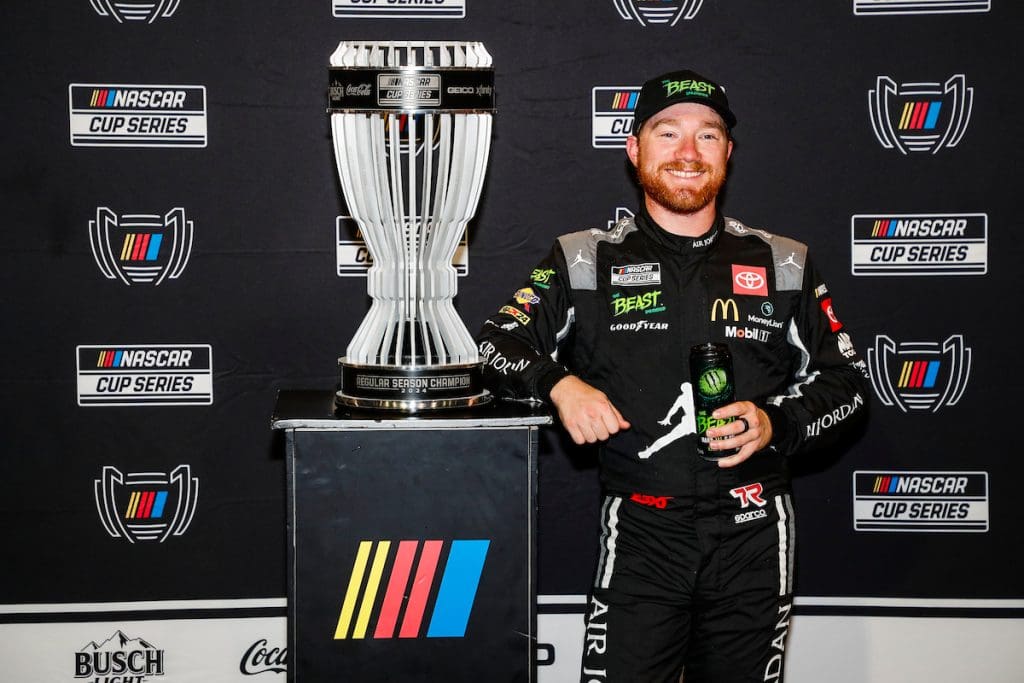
(632, 69, 737, 135)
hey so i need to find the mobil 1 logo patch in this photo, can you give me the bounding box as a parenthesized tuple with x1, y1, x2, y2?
(69, 84, 207, 147)
(336, 215, 467, 277)
(851, 213, 987, 276)
(77, 344, 213, 406)
(853, 471, 988, 532)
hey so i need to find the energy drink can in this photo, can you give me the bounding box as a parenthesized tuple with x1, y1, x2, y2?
(690, 342, 738, 460)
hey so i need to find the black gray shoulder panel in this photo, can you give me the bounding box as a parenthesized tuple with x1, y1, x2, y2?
(724, 217, 807, 291)
(557, 217, 638, 290)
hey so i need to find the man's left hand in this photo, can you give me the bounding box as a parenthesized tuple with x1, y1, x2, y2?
(706, 401, 772, 468)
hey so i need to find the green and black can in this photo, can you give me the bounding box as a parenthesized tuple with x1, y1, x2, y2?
(690, 342, 738, 460)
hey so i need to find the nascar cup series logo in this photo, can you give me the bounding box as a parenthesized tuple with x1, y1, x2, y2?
(75, 630, 165, 679)
(853, 471, 988, 532)
(867, 334, 970, 412)
(76, 344, 214, 406)
(592, 87, 639, 148)
(333, 0, 466, 19)
(853, 0, 990, 15)
(90, 208, 193, 286)
(69, 84, 208, 148)
(614, 0, 704, 25)
(94, 465, 198, 543)
(869, 74, 973, 154)
(337, 216, 468, 277)
(851, 213, 988, 276)
(90, 0, 180, 22)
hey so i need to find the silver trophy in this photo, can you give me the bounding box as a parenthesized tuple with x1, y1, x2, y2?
(328, 41, 495, 411)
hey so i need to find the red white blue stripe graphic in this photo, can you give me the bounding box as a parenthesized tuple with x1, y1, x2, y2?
(335, 539, 489, 640)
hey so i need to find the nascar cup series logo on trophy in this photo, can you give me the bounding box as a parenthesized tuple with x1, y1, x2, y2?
(89, 0, 179, 23)
(328, 41, 495, 410)
(869, 74, 973, 154)
(614, 0, 705, 25)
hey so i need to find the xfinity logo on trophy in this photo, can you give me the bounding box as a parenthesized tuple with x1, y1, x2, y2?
(592, 87, 639, 148)
(867, 334, 970, 412)
(336, 216, 468, 277)
(69, 84, 208, 147)
(75, 630, 165, 679)
(853, 0, 990, 14)
(869, 74, 973, 154)
(613, 0, 705, 25)
(90, 207, 194, 286)
(333, 0, 466, 19)
(851, 213, 988, 276)
(335, 539, 489, 640)
(94, 465, 199, 543)
(89, 0, 180, 23)
(853, 471, 989, 532)
(76, 344, 214, 406)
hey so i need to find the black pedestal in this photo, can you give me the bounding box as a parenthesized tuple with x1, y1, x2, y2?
(272, 391, 551, 682)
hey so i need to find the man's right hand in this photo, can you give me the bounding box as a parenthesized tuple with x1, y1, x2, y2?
(548, 375, 631, 445)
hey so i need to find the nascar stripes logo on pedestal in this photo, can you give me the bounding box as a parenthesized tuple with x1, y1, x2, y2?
(335, 539, 489, 640)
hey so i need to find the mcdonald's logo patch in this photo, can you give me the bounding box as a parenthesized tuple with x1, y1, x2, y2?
(335, 539, 489, 640)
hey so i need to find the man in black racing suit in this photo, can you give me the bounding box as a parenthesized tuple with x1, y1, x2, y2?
(476, 69, 869, 682)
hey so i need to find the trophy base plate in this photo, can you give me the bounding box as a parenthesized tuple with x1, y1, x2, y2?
(335, 359, 492, 412)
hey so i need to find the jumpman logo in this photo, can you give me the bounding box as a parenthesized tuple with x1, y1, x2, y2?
(778, 252, 802, 269)
(638, 382, 696, 459)
(570, 249, 593, 268)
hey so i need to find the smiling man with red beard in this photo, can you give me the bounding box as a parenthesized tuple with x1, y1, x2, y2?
(477, 69, 869, 682)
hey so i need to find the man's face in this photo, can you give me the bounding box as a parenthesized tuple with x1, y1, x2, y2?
(626, 102, 733, 216)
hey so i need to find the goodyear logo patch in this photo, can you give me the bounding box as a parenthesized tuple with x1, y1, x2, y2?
(853, 471, 988, 532)
(76, 344, 213, 406)
(69, 84, 207, 147)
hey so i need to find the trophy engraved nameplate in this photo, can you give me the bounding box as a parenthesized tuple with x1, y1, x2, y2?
(329, 41, 495, 410)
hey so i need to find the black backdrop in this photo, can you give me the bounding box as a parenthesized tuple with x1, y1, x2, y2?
(2, 0, 1022, 678)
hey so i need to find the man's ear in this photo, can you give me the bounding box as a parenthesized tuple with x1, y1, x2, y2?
(626, 135, 639, 167)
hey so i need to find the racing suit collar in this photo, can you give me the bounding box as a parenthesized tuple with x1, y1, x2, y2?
(634, 205, 724, 255)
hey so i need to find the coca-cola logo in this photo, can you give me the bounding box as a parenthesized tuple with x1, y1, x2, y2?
(240, 639, 287, 675)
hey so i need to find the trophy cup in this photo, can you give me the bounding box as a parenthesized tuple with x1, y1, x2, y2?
(328, 41, 495, 411)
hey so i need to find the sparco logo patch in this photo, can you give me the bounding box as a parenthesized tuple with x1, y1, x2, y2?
(592, 87, 639, 148)
(69, 84, 207, 147)
(851, 213, 988, 276)
(613, 0, 704, 26)
(853, 0, 990, 15)
(853, 471, 988, 532)
(337, 216, 467, 277)
(76, 344, 213, 406)
(95, 465, 199, 543)
(867, 334, 970, 412)
(611, 263, 661, 286)
(75, 630, 165, 679)
(869, 74, 973, 154)
(90, 0, 180, 23)
(333, 0, 466, 19)
(90, 207, 193, 286)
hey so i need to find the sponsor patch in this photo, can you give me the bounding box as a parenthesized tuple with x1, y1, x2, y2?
(69, 83, 207, 148)
(851, 213, 988, 276)
(611, 263, 661, 286)
(77, 344, 213, 406)
(731, 264, 768, 296)
(853, 471, 988, 532)
(499, 305, 531, 326)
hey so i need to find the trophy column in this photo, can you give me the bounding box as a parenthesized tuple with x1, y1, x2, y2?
(328, 41, 495, 411)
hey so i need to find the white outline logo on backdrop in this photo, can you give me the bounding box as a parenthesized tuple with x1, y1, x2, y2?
(614, 0, 704, 25)
(89, 0, 180, 23)
(853, 0, 990, 15)
(869, 74, 973, 154)
(90, 208, 194, 286)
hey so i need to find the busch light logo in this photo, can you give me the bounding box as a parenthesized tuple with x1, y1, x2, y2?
(333, 0, 466, 19)
(90, 208, 193, 286)
(614, 0, 704, 25)
(851, 213, 988, 276)
(76, 344, 214, 406)
(89, 0, 179, 23)
(75, 630, 165, 679)
(853, 471, 989, 532)
(867, 334, 970, 412)
(69, 84, 208, 148)
(853, 0, 990, 15)
(95, 465, 198, 544)
(869, 74, 973, 154)
(336, 216, 468, 277)
(592, 87, 640, 148)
